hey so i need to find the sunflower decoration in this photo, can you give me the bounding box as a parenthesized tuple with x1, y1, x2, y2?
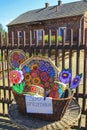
(32, 77, 41, 85)
(30, 64, 38, 70)
(24, 73, 32, 82)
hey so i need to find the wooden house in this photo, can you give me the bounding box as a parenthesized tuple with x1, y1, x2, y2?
(7, 0, 87, 45)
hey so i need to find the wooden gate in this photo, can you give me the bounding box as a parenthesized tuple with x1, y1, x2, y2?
(0, 28, 87, 129)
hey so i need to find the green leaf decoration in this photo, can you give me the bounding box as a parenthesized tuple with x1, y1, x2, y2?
(13, 82, 26, 94)
(63, 68, 72, 73)
(78, 73, 82, 78)
(15, 67, 20, 70)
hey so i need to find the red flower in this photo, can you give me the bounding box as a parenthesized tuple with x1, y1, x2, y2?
(44, 82, 50, 88)
(49, 77, 54, 83)
(9, 70, 21, 84)
(51, 83, 58, 91)
(30, 85, 38, 93)
(31, 69, 40, 78)
(49, 91, 59, 99)
(39, 84, 44, 88)
(13, 53, 19, 60)
(40, 72, 49, 82)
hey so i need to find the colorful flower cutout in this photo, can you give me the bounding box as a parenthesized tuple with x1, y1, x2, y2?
(8, 51, 83, 99)
(70, 74, 82, 89)
(9, 69, 24, 84)
(59, 68, 72, 84)
(13, 82, 26, 94)
(8, 49, 26, 68)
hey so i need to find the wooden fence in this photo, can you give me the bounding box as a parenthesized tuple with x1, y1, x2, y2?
(0, 28, 87, 129)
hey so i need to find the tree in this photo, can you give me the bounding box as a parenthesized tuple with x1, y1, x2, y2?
(0, 24, 6, 44)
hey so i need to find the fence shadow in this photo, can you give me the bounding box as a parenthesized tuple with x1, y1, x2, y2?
(0, 117, 20, 130)
(0, 117, 86, 130)
(71, 126, 86, 130)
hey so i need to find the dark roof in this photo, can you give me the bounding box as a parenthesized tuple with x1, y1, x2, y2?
(8, 1, 87, 26)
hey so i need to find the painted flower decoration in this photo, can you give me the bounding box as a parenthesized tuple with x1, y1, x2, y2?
(32, 77, 41, 85)
(39, 84, 44, 88)
(23, 65, 31, 73)
(59, 69, 72, 84)
(40, 72, 49, 82)
(9, 53, 61, 95)
(31, 69, 40, 78)
(18, 70, 24, 83)
(31, 64, 38, 70)
(70, 74, 82, 89)
(47, 67, 55, 77)
(39, 64, 46, 72)
(9, 70, 23, 84)
(13, 53, 19, 60)
(12, 60, 19, 68)
(24, 73, 32, 82)
(13, 82, 26, 94)
(8, 49, 26, 68)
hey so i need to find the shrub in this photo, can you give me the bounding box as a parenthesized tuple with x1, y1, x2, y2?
(44, 35, 62, 43)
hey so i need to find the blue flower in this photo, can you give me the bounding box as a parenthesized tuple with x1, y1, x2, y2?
(46, 67, 55, 77)
(39, 65, 46, 71)
(45, 62, 50, 68)
(70, 74, 82, 89)
(59, 69, 72, 84)
(23, 65, 30, 73)
(58, 88, 64, 98)
(12, 60, 19, 68)
(39, 60, 45, 66)
(19, 54, 24, 59)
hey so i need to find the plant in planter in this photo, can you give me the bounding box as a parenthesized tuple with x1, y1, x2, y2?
(44, 35, 62, 43)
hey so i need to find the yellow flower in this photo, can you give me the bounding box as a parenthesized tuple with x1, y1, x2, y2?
(24, 73, 31, 82)
(32, 77, 41, 85)
(31, 64, 38, 70)
(61, 84, 66, 91)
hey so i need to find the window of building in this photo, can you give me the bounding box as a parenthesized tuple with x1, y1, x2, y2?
(38, 29, 43, 41)
(58, 27, 67, 42)
(33, 29, 43, 44)
(33, 29, 43, 40)
(18, 31, 23, 38)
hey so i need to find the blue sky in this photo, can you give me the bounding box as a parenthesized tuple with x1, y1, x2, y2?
(0, 0, 79, 31)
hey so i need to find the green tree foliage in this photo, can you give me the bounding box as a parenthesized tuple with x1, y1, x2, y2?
(44, 35, 62, 43)
(0, 24, 6, 44)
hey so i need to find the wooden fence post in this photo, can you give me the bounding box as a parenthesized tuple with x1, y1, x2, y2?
(30, 30, 32, 46)
(12, 31, 14, 45)
(23, 31, 26, 46)
(85, 29, 87, 78)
